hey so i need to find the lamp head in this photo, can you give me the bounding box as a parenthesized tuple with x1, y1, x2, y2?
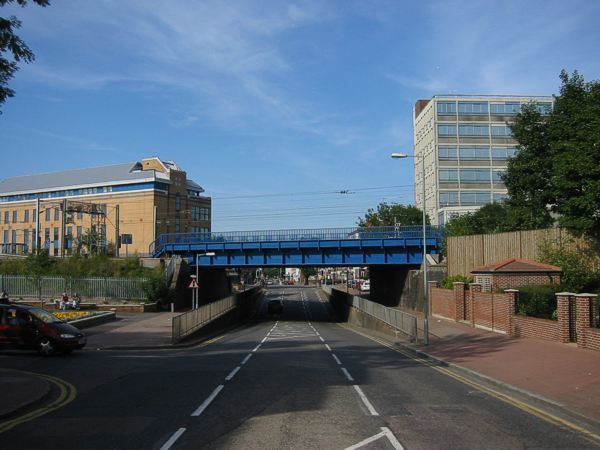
(390, 152, 408, 159)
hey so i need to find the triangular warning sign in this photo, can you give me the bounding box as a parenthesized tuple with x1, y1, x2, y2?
(188, 279, 198, 289)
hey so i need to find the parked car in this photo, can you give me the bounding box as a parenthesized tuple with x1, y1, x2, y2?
(0, 303, 86, 355)
(267, 299, 283, 315)
(360, 280, 370, 292)
(352, 280, 362, 290)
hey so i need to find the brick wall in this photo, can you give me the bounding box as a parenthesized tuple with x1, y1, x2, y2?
(472, 291, 510, 333)
(492, 274, 561, 291)
(430, 285, 455, 320)
(580, 328, 600, 352)
(510, 315, 559, 341)
(575, 293, 599, 351)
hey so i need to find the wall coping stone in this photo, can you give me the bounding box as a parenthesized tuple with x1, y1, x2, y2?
(504, 289, 519, 293)
(574, 293, 598, 298)
(555, 292, 576, 296)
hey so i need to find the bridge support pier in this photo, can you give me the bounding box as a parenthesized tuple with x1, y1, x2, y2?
(369, 266, 411, 307)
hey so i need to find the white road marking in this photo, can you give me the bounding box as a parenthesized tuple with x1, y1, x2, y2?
(325, 344, 332, 351)
(261, 337, 267, 343)
(353, 385, 379, 416)
(381, 427, 404, 449)
(225, 366, 241, 381)
(160, 427, 186, 450)
(241, 354, 253, 365)
(252, 344, 261, 352)
(191, 385, 224, 416)
(332, 354, 342, 365)
(344, 427, 403, 450)
(319, 336, 325, 342)
(341, 367, 354, 381)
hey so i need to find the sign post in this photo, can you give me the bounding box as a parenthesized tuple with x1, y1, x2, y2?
(189, 275, 198, 309)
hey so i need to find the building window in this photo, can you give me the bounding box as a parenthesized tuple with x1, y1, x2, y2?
(460, 169, 491, 182)
(24, 210, 29, 223)
(32, 229, 37, 249)
(458, 124, 489, 136)
(438, 124, 457, 136)
(535, 102, 552, 115)
(437, 102, 456, 115)
(53, 227, 59, 255)
(2, 230, 8, 243)
(491, 147, 518, 160)
(493, 192, 509, 203)
(458, 102, 488, 114)
(45, 209, 50, 221)
(439, 191, 459, 206)
(3, 211, 8, 224)
(54, 208, 59, 221)
(12, 210, 17, 223)
(460, 191, 491, 205)
(459, 146, 489, 160)
(438, 146, 458, 160)
(491, 125, 512, 137)
(492, 170, 506, 182)
(490, 103, 520, 114)
(23, 229, 29, 252)
(200, 208, 209, 221)
(77, 207, 83, 220)
(439, 169, 459, 182)
(175, 193, 181, 211)
(44, 228, 50, 249)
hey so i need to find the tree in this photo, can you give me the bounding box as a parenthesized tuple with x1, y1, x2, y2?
(0, 0, 49, 112)
(505, 70, 600, 236)
(357, 202, 428, 227)
(444, 203, 514, 236)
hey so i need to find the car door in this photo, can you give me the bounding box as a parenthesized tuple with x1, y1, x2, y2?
(0, 307, 9, 346)
(15, 310, 39, 347)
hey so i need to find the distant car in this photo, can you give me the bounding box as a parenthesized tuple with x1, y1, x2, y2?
(360, 280, 370, 292)
(0, 303, 86, 355)
(352, 281, 362, 289)
(267, 300, 283, 315)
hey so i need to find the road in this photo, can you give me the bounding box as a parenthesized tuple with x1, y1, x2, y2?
(0, 286, 597, 449)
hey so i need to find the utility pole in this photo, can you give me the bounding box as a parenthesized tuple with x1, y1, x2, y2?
(60, 198, 67, 258)
(115, 205, 120, 258)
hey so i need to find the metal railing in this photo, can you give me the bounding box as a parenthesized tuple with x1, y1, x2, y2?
(151, 225, 444, 256)
(0, 275, 147, 300)
(349, 295, 418, 342)
(172, 295, 236, 342)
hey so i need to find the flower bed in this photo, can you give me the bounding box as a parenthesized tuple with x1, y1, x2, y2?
(52, 311, 102, 322)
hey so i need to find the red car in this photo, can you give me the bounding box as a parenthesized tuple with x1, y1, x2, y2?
(0, 303, 86, 355)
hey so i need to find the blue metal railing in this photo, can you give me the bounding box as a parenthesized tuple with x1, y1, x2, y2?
(150, 226, 444, 256)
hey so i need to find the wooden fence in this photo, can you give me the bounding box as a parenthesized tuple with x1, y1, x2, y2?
(447, 228, 598, 276)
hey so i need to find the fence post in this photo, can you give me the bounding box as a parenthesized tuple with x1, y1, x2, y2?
(556, 292, 574, 343)
(574, 293, 597, 349)
(452, 282, 465, 322)
(504, 289, 519, 337)
(469, 283, 482, 326)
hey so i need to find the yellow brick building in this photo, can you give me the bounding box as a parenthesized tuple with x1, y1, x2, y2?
(0, 157, 211, 256)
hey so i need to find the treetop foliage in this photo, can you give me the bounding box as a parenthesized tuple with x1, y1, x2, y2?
(357, 202, 428, 227)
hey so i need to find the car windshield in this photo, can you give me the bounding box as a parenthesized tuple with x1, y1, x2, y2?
(30, 308, 63, 323)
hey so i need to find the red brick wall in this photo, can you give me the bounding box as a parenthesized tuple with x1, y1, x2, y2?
(492, 274, 560, 291)
(431, 287, 455, 320)
(510, 315, 559, 341)
(472, 291, 510, 333)
(580, 328, 600, 351)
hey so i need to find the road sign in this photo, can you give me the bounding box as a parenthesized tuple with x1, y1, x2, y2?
(188, 279, 198, 289)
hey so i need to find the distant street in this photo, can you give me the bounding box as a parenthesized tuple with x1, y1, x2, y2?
(0, 286, 596, 449)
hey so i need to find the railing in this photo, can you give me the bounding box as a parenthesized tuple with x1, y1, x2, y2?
(172, 295, 236, 342)
(0, 275, 147, 300)
(349, 295, 418, 341)
(151, 225, 444, 256)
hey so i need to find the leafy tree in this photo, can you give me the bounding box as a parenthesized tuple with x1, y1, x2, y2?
(444, 203, 518, 236)
(1, 0, 49, 111)
(505, 70, 600, 236)
(357, 202, 428, 227)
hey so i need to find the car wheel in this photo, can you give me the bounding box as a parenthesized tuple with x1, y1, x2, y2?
(37, 337, 55, 356)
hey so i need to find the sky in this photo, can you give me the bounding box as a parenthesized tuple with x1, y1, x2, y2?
(1, 0, 599, 232)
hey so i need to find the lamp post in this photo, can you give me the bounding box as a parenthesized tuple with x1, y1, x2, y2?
(391, 152, 429, 345)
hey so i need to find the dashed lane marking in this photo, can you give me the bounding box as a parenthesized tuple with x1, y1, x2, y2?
(160, 427, 186, 450)
(353, 385, 379, 416)
(191, 385, 224, 417)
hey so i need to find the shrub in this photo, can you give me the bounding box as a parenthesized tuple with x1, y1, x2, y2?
(516, 284, 561, 320)
(440, 275, 473, 289)
(142, 271, 175, 309)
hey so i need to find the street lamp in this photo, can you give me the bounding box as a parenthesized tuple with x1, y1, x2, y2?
(391, 152, 429, 345)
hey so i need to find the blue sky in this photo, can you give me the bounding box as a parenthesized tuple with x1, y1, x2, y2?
(1, 0, 599, 231)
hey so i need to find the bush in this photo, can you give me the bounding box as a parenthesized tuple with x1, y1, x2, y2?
(142, 271, 175, 309)
(516, 284, 561, 320)
(440, 275, 473, 289)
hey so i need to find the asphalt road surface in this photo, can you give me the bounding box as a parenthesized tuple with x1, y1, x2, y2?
(0, 286, 597, 449)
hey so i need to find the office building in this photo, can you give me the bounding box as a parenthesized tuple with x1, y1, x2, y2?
(0, 156, 211, 256)
(413, 95, 554, 225)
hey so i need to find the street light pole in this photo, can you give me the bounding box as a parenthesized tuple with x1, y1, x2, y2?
(391, 152, 429, 345)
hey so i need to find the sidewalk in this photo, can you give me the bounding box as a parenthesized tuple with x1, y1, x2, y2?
(402, 308, 600, 422)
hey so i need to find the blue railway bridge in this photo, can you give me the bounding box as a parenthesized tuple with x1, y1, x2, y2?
(150, 226, 443, 268)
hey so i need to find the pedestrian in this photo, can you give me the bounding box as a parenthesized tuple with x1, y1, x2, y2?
(61, 292, 69, 310)
(0, 290, 9, 304)
(72, 292, 81, 310)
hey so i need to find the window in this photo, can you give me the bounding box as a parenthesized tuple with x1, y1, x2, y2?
(458, 124, 489, 136)
(77, 207, 83, 220)
(77, 226, 82, 239)
(175, 193, 181, 211)
(437, 102, 456, 115)
(24, 209, 29, 223)
(200, 208, 209, 221)
(45, 209, 50, 221)
(438, 124, 457, 136)
(536, 102, 552, 115)
(53, 228, 59, 255)
(490, 103, 520, 115)
(460, 191, 491, 205)
(460, 169, 491, 182)
(32, 229, 37, 249)
(439, 169, 459, 182)
(3, 211, 8, 224)
(491, 125, 512, 137)
(66, 226, 72, 250)
(458, 102, 488, 114)
(2, 229, 7, 243)
(12, 210, 17, 223)
(492, 170, 506, 182)
(23, 229, 29, 251)
(44, 228, 50, 249)
(459, 146, 489, 160)
(54, 208, 59, 221)
(493, 193, 509, 202)
(438, 146, 458, 160)
(439, 191, 459, 206)
(491, 147, 518, 160)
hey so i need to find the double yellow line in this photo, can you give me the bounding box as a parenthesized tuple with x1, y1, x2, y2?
(341, 324, 600, 445)
(0, 372, 77, 434)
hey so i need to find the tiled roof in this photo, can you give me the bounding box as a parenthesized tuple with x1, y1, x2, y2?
(471, 258, 562, 274)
